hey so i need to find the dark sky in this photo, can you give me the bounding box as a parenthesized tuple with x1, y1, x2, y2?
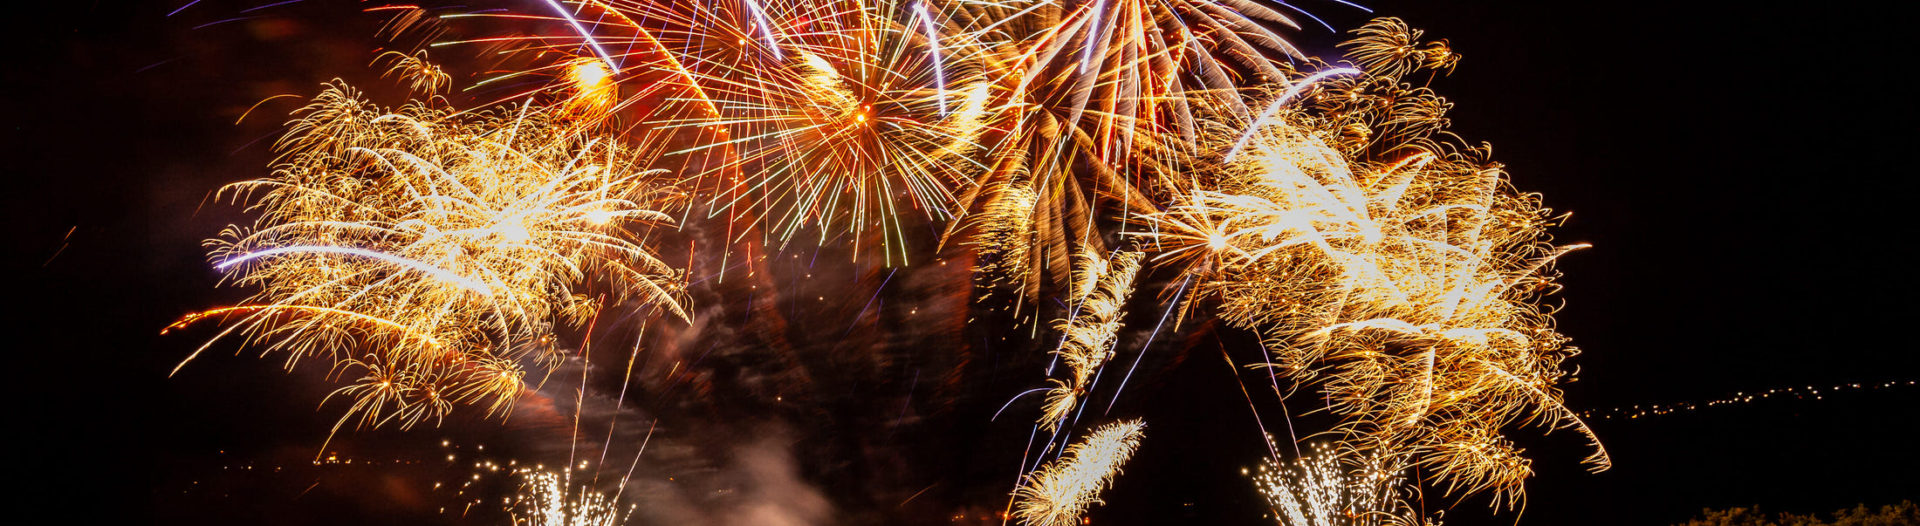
(9, 1, 1919, 525)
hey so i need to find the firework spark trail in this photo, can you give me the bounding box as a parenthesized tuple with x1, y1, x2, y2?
(165, 304, 444, 376)
(524, 0, 1325, 285)
(990, 248, 1146, 523)
(911, 1, 948, 115)
(1225, 67, 1362, 163)
(956, 0, 1309, 306)
(164, 304, 434, 342)
(541, 0, 623, 72)
(1102, 273, 1189, 413)
(1583, 379, 1919, 420)
(1253, 442, 1406, 526)
(166, 0, 203, 17)
(504, 0, 1327, 300)
(376, 50, 452, 94)
(594, 324, 648, 483)
(1012, 419, 1146, 526)
(1039, 250, 1143, 431)
(214, 245, 492, 294)
(740, 0, 786, 59)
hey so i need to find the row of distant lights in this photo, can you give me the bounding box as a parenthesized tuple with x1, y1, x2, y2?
(218, 440, 586, 515)
(206, 449, 428, 473)
(194, 449, 432, 497)
(194, 440, 583, 508)
(1580, 380, 1914, 421)
(204, 380, 1916, 490)
(213, 379, 1919, 471)
(213, 440, 503, 471)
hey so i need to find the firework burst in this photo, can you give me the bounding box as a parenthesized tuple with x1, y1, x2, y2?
(946, 0, 1351, 308)
(175, 75, 687, 434)
(468, 0, 998, 263)
(659, 0, 999, 263)
(1136, 19, 1608, 508)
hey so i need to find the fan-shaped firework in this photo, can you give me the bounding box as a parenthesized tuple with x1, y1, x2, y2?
(174, 77, 688, 433)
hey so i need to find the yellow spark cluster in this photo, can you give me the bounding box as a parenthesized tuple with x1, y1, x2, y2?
(1252, 443, 1407, 526)
(1137, 19, 1607, 508)
(970, 181, 1038, 292)
(511, 469, 633, 526)
(1013, 419, 1146, 526)
(179, 75, 688, 433)
(1340, 18, 1459, 80)
(376, 50, 452, 95)
(562, 58, 618, 115)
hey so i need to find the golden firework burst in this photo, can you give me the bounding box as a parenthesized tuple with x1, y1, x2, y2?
(177, 76, 687, 434)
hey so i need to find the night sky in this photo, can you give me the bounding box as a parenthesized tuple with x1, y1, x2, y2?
(10, 1, 1919, 524)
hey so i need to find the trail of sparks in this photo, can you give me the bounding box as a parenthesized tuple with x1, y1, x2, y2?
(912, 1, 947, 115)
(741, 0, 785, 59)
(215, 245, 492, 295)
(540, 0, 623, 73)
(164, 304, 439, 345)
(1225, 67, 1361, 162)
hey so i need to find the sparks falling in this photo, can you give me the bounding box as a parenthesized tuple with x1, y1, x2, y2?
(511, 469, 634, 526)
(1252, 442, 1407, 526)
